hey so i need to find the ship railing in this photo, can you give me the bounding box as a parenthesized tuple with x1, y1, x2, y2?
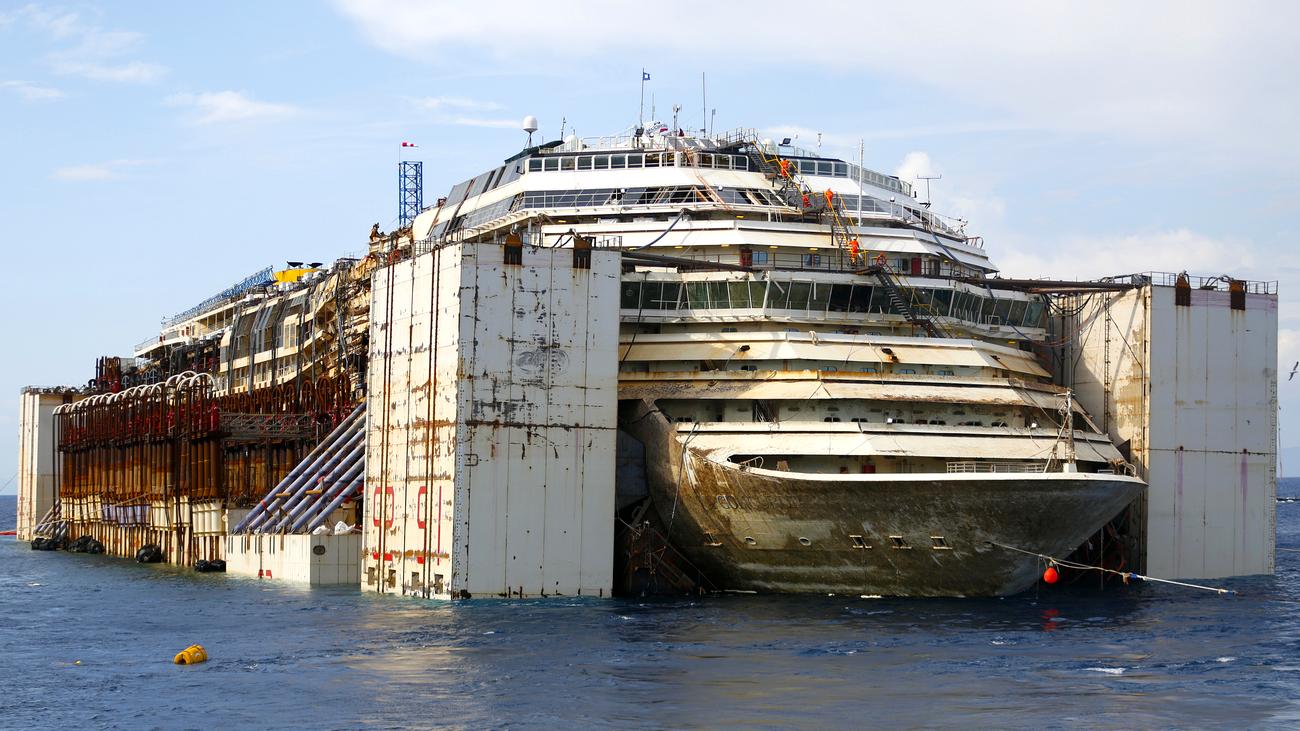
(134, 334, 164, 354)
(1100, 271, 1277, 294)
(946, 461, 1044, 474)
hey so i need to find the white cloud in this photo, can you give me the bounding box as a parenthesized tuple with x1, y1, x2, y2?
(49, 158, 150, 182)
(52, 158, 153, 182)
(444, 115, 518, 129)
(51, 164, 116, 182)
(0, 80, 65, 101)
(334, 1, 1300, 160)
(54, 59, 164, 83)
(166, 91, 300, 125)
(993, 228, 1260, 281)
(10, 5, 166, 83)
(411, 95, 503, 112)
(895, 152, 935, 187)
(406, 96, 516, 128)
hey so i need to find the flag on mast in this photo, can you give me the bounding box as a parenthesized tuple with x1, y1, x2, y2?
(639, 68, 651, 126)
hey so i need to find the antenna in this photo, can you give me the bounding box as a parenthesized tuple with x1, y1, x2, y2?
(522, 115, 539, 147)
(672, 103, 680, 134)
(701, 72, 707, 134)
(916, 173, 942, 207)
(559, 116, 566, 142)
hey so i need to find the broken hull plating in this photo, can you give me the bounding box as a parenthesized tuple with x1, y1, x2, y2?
(625, 404, 1145, 597)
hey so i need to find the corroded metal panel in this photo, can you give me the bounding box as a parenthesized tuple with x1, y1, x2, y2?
(365, 243, 617, 599)
(1070, 285, 1277, 580)
(16, 392, 67, 541)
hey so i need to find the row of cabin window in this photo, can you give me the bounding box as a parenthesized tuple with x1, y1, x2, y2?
(516, 186, 785, 210)
(620, 280, 1048, 329)
(507, 185, 920, 219)
(526, 151, 750, 173)
(791, 158, 909, 196)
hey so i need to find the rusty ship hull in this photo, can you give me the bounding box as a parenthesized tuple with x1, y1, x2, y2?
(625, 402, 1145, 597)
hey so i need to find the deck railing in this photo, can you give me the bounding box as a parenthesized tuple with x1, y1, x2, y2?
(946, 461, 1044, 474)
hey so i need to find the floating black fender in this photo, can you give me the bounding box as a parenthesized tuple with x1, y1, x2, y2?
(135, 544, 164, 563)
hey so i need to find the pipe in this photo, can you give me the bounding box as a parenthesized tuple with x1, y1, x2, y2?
(287, 458, 366, 533)
(301, 471, 366, 534)
(244, 422, 365, 533)
(232, 405, 363, 532)
(271, 435, 365, 532)
(261, 423, 365, 526)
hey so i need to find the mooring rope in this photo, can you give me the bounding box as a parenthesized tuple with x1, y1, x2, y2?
(987, 541, 1238, 596)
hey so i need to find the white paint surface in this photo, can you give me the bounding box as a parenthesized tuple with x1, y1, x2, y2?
(363, 243, 618, 599)
(1070, 285, 1277, 579)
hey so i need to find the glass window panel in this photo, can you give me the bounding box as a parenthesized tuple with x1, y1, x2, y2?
(1009, 300, 1028, 327)
(708, 281, 730, 308)
(627, 154, 643, 168)
(1024, 300, 1045, 328)
(817, 161, 833, 176)
(620, 282, 641, 309)
(932, 288, 954, 317)
(611, 154, 627, 168)
(543, 158, 559, 171)
(686, 282, 710, 309)
(748, 281, 767, 308)
(560, 157, 576, 171)
(766, 280, 790, 309)
(833, 162, 848, 176)
(728, 281, 751, 308)
(576, 156, 593, 170)
(644, 153, 662, 168)
(657, 282, 681, 310)
(527, 159, 542, 172)
(993, 298, 1013, 323)
(788, 281, 812, 310)
(828, 283, 853, 312)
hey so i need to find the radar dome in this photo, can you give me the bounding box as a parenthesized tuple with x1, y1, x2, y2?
(522, 116, 539, 133)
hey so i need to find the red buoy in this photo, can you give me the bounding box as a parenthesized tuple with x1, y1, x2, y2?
(1043, 566, 1060, 584)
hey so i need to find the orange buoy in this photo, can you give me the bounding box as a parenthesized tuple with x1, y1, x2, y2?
(1043, 566, 1060, 584)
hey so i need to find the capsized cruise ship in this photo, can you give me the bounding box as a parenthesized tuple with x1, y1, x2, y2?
(402, 123, 1145, 596)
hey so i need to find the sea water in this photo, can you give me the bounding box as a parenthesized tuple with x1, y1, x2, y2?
(2, 482, 1299, 730)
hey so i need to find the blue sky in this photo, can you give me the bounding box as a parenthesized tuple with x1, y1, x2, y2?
(2, 1, 1298, 492)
